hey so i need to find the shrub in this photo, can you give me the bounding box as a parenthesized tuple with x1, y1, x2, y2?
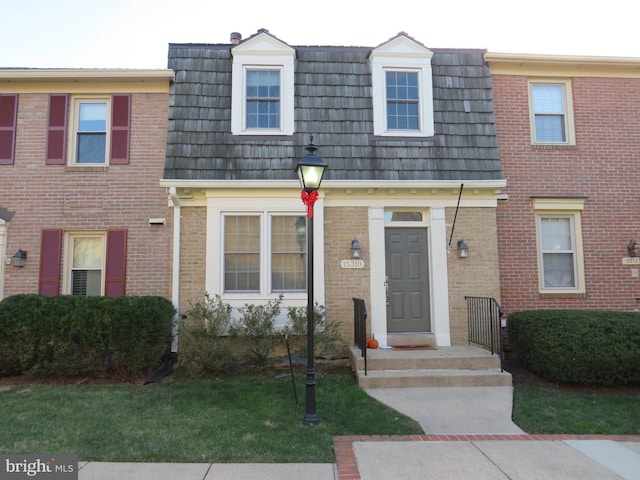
(283, 302, 342, 359)
(229, 295, 283, 367)
(0, 294, 174, 378)
(507, 309, 640, 385)
(179, 293, 234, 376)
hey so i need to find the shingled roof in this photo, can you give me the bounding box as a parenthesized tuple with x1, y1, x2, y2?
(164, 37, 502, 182)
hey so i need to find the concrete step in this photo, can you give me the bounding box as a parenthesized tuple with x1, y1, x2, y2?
(351, 352, 501, 372)
(355, 368, 512, 389)
(349, 345, 512, 389)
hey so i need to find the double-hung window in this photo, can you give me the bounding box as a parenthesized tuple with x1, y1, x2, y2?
(370, 34, 434, 137)
(45, 93, 131, 166)
(230, 31, 295, 136)
(246, 69, 281, 129)
(67, 233, 106, 296)
(529, 80, 574, 144)
(223, 213, 306, 294)
(75, 100, 108, 164)
(40, 229, 127, 297)
(539, 216, 577, 289)
(386, 71, 420, 131)
(533, 198, 585, 293)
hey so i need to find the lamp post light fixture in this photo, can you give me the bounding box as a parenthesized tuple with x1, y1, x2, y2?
(295, 137, 327, 427)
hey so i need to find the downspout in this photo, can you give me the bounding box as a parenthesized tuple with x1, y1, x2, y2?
(144, 188, 182, 385)
(0, 221, 7, 300)
(169, 187, 182, 353)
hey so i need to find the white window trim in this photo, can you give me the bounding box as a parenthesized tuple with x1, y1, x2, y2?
(370, 35, 434, 137)
(206, 195, 325, 322)
(231, 33, 295, 136)
(67, 95, 111, 166)
(533, 198, 585, 294)
(528, 79, 575, 145)
(62, 232, 107, 295)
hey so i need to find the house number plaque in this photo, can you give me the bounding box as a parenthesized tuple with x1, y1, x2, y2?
(341, 259, 365, 269)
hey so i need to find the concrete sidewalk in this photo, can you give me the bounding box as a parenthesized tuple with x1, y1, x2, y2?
(350, 437, 640, 480)
(78, 461, 336, 480)
(77, 387, 640, 480)
(364, 386, 524, 434)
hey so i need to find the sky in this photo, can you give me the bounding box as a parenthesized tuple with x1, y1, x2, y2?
(1, 0, 639, 69)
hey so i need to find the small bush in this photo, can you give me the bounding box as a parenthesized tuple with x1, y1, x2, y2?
(0, 294, 174, 378)
(507, 309, 640, 385)
(229, 295, 283, 367)
(284, 302, 342, 359)
(179, 293, 234, 376)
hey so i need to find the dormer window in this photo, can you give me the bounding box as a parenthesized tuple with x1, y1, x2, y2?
(386, 71, 420, 130)
(370, 33, 434, 137)
(246, 69, 281, 129)
(231, 30, 294, 136)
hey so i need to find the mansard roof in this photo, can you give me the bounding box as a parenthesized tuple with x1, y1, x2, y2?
(164, 36, 502, 182)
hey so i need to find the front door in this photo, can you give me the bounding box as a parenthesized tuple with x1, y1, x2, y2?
(385, 227, 431, 333)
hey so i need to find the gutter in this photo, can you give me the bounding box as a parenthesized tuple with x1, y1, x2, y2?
(159, 178, 507, 190)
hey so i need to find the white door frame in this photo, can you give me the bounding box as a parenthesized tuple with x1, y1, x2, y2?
(368, 206, 452, 347)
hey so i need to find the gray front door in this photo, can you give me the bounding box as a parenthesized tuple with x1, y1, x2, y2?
(385, 228, 431, 333)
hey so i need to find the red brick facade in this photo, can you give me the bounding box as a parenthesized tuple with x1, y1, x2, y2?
(490, 57, 640, 314)
(0, 71, 174, 300)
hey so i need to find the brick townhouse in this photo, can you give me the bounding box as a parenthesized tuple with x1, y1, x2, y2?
(161, 30, 506, 347)
(0, 69, 174, 301)
(487, 53, 640, 314)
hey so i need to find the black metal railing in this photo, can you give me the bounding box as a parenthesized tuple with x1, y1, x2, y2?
(466, 296, 504, 371)
(353, 297, 368, 376)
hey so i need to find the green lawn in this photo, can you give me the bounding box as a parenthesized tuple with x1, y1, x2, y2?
(0, 370, 421, 463)
(1, 369, 638, 463)
(512, 384, 640, 435)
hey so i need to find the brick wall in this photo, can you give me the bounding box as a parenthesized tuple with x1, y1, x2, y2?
(1, 92, 172, 299)
(323, 206, 370, 341)
(446, 206, 501, 344)
(177, 206, 207, 314)
(492, 74, 640, 314)
(174, 203, 500, 346)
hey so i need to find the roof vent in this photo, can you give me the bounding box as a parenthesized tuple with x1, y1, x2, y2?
(230, 32, 242, 45)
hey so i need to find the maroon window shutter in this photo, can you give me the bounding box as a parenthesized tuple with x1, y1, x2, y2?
(105, 229, 127, 297)
(39, 229, 62, 296)
(0, 94, 18, 165)
(46, 94, 68, 164)
(110, 94, 130, 164)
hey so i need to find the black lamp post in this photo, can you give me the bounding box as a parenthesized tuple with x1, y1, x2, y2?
(295, 137, 327, 426)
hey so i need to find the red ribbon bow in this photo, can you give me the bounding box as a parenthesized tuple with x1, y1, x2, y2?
(301, 190, 319, 218)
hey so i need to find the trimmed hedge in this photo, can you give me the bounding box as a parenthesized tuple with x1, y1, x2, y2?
(507, 309, 640, 385)
(0, 294, 175, 378)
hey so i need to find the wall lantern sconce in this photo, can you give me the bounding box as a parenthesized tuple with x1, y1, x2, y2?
(350, 239, 361, 259)
(457, 238, 469, 258)
(628, 239, 638, 257)
(12, 249, 27, 268)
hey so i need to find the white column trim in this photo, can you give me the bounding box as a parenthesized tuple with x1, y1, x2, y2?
(429, 207, 452, 345)
(368, 207, 388, 346)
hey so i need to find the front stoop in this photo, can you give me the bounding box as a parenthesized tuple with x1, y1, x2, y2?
(349, 345, 512, 388)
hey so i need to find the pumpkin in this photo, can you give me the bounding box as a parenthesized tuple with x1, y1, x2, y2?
(367, 338, 379, 349)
